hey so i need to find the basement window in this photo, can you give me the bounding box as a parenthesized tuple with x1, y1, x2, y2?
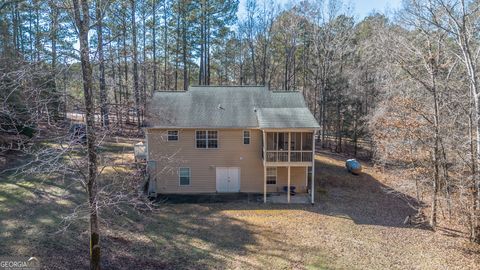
(179, 167, 191, 186)
(266, 167, 277, 185)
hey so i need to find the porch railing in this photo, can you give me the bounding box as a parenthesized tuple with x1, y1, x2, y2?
(266, 150, 313, 162)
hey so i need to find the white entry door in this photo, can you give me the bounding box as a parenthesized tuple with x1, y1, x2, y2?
(216, 167, 240, 193)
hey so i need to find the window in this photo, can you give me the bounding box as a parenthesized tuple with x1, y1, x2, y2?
(167, 130, 178, 141)
(179, 167, 190, 186)
(266, 167, 277, 185)
(196, 131, 206, 148)
(196, 130, 218, 148)
(208, 131, 218, 148)
(243, 130, 250, 144)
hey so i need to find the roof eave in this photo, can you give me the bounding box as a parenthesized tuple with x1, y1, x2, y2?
(145, 126, 262, 130)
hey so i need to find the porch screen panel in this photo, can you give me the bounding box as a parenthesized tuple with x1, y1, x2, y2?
(277, 132, 288, 151)
(267, 132, 277, 150)
(302, 132, 313, 150)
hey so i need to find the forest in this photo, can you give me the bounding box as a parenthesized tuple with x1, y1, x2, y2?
(1, 0, 480, 269)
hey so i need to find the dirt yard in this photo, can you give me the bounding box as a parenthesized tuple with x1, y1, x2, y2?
(0, 143, 479, 269)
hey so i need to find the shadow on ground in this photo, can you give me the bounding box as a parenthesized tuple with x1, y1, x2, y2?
(156, 152, 426, 230)
(312, 151, 427, 229)
(0, 171, 91, 269)
(1, 149, 470, 270)
(0, 168, 260, 269)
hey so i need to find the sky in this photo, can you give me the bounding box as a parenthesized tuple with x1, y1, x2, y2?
(237, 0, 403, 20)
(352, 0, 402, 18)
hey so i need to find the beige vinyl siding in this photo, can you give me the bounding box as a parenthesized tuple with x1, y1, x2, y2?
(266, 167, 307, 193)
(276, 167, 308, 193)
(147, 128, 264, 193)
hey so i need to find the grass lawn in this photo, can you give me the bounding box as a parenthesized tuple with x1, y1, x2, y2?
(0, 140, 479, 269)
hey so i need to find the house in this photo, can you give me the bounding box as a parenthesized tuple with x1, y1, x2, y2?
(145, 86, 320, 203)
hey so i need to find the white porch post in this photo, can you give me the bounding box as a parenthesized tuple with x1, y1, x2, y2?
(311, 131, 316, 204)
(287, 166, 291, 203)
(300, 132, 303, 161)
(288, 132, 291, 162)
(263, 130, 267, 203)
(287, 132, 291, 203)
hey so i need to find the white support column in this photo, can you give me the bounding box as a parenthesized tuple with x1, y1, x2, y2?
(263, 130, 267, 203)
(300, 132, 303, 161)
(288, 132, 291, 162)
(264, 165, 267, 203)
(311, 131, 316, 204)
(287, 166, 291, 203)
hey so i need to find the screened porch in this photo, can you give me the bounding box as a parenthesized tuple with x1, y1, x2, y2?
(264, 131, 314, 163)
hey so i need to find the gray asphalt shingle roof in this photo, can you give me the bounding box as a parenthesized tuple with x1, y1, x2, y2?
(256, 108, 320, 128)
(146, 86, 320, 129)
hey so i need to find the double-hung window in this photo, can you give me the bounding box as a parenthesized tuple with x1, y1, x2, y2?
(196, 131, 218, 148)
(167, 130, 178, 141)
(179, 167, 190, 186)
(266, 167, 277, 185)
(243, 130, 250, 144)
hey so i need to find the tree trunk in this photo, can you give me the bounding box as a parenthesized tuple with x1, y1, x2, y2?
(472, 95, 480, 243)
(335, 98, 342, 153)
(430, 51, 441, 230)
(182, 16, 188, 90)
(261, 41, 267, 85)
(353, 106, 358, 157)
(11, 3, 18, 52)
(469, 105, 480, 242)
(72, 0, 101, 269)
(131, 0, 141, 128)
(198, 0, 205, 85)
(206, 15, 210, 85)
(141, 3, 147, 122)
(152, 0, 157, 93)
(49, 0, 59, 119)
(320, 78, 327, 147)
(96, 0, 109, 127)
(249, 41, 257, 85)
(163, 0, 168, 89)
(284, 48, 288, 90)
(449, 3, 480, 242)
(34, 0, 40, 63)
(122, 15, 129, 102)
(117, 43, 124, 127)
(109, 38, 119, 126)
(174, 14, 180, 90)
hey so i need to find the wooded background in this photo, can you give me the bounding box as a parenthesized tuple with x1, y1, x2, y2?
(1, 0, 479, 250)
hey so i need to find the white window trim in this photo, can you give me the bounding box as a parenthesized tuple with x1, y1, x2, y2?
(195, 130, 219, 149)
(179, 167, 191, 186)
(243, 130, 250, 145)
(266, 167, 277, 185)
(167, 130, 179, 142)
